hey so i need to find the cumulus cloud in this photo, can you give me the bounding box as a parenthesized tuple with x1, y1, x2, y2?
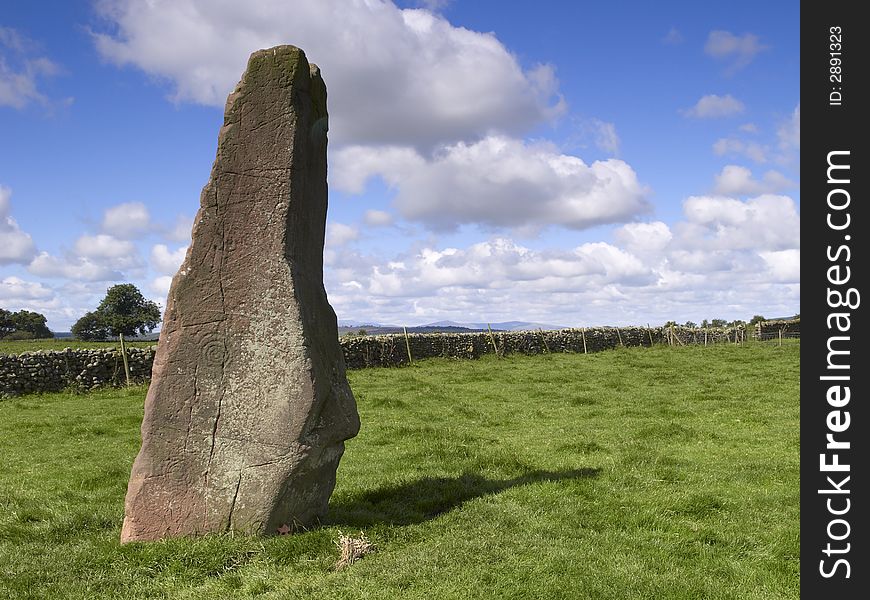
(683, 94, 745, 118)
(0, 185, 37, 265)
(615, 221, 673, 255)
(26, 233, 142, 282)
(101, 201, 151, 238)
(358, 237, 653, 299)
(333, 136, 649, 232)
(0, 26, 64, 109)
(704, 30, 766, 73)
(712, 165, 796, 196)
(150, 243, 187, 274)
(28, 252, 123, 281)
(74, 233, 134, 259)
(326, 222, 359, 247)
(759, 249, 800, 283)
(92, 0, 565, 149)
(680, 194, 800, 251)
(0, 276, 53, 301)
(164, 213, 194, 243)
(149, 275, 174, 296)
(322, 192, 800, 326)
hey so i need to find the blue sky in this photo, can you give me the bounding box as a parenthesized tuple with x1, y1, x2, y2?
(1, 0, 799, 331)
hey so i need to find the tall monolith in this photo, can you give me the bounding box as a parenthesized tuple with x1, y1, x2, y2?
(121, 46, 360, 542)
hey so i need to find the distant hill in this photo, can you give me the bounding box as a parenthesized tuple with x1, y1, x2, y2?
(423, 320, 568, 332)
(338, 319, 569, 336)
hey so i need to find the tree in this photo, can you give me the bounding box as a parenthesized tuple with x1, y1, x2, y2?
(0, 308, 13, 338)
(96, 284, 162, 337)
(0, 308, 53, 339)
(749, 315, 766, 325)
(710, 319, 727, 328)
(72, 284, 162, 341)
(684, 321, 697, 328)
(10, 310, 53, 339)
(71, 311, 109, 341)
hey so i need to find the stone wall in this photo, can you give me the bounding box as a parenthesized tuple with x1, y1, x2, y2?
(1, 325, 752, 397)
(0, 347, 156, 397)
(755, 318, 800, 339)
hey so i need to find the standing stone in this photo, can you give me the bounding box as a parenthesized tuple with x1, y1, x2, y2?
(121, 46, 360, 542)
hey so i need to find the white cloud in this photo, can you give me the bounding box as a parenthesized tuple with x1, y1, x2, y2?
(712, 165, 796, 196)
(101, 202, 151, 238)
(326, 222, 359, 247)
(0, 276, 53, 301)
(74, 233, 138, 264)
(615, 221, 673, 255)
(759, 249, 800, 283)
(92, 0, 564, 149)
(333, 135, 649, 232)
(712, 137, 768, 163)
(28, 252, 123, 281)
(165, 213, 193, 243)
(322, 197, 800, 326)
(0, 185, 37, 265)
(683, 94, 745, 118)
(739, 123, 758, 133)
(150, 243, 187, 274)
(704, 30, 766, 73)
(680, 194, 800, 251)
(149, 275, 174, 296)
(0, 26, 66, 109)
(363, 210, 394, 227)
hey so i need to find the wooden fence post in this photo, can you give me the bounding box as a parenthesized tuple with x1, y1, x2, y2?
(581, 328, 588, 354)
(403, 326, 414, 365)
(646, 324, 654, 347)
(487, 324, 502, 359)
(119, 332, 131, 386)
(616, 327, 624, 348)
(539, 328, 551, 354)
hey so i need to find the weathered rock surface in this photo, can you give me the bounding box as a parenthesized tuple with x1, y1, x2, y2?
(121, 46, 360, 542)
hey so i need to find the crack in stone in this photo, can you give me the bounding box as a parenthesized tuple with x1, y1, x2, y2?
(226, 470, 243, 532)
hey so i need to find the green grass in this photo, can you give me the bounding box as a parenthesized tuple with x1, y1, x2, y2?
(0, 338, 156, 355)
(0, 343, 799, 599)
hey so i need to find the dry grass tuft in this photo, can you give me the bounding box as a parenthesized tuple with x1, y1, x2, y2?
(334, 531, 376, 570)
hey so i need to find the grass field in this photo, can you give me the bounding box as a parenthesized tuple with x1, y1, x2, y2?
(0, 338, 156, 355)
(0, 342, 799, 599)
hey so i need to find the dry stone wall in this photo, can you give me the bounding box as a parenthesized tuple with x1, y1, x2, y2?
(0, 347, 156, 397)
(1, 325, 752, 398)
(755, 318, 800, 339)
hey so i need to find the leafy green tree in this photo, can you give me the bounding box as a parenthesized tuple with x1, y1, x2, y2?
(71, 311, 110, 341)
(684, 321, 697, 328)
(700, 319, 710, 328)
(10, 309, 53, 339)
(95, 284, 162, 337)
(71, 284, 161, 341)
(0, 308, 13, 338)
(710, 319, 727, 328)
(749, 315, 766, 325)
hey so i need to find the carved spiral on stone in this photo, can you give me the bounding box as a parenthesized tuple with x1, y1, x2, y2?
(199, 332, 225, 367)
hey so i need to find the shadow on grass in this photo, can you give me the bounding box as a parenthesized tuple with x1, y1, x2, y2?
(327, 468, 599, 527)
